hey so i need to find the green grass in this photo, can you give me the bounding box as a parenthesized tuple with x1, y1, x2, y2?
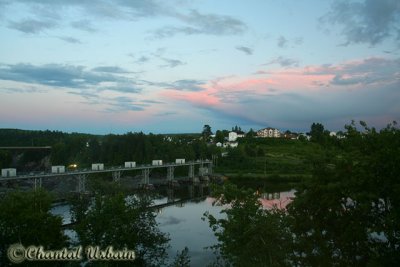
(216, 138, 326, 180)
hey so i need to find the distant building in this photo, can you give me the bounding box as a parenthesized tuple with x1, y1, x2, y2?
(297, 133, 311, 141)
(216, 142, 222, 147)
(257, 127, 281, 138)
(282, 132, 298, 139)
(223, 142, 238, 148)
(228, 131, 238, 142)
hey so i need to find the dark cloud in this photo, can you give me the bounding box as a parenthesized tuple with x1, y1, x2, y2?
(276, 35, 303, 48)
(305, 57, 400, 86)
(159, 58, 185, 68)
(70, 19, 96, 32)
(57, 36, 81, 44)
(321, 0, 400, 46)
(253, 70, 269, 75)
(277, 36, 288, 48)
(100, 85, 142, 94)
(155, 111, 177, 116)
(142, 99, 164, 104)
(235, 46, 253, 55)
(5, 1, 246, 39)
(0, 63, 141, 94)
(8, 19, 56, 34)
(92, 66, 131, 73)
(105, 96, 145, 112)
(152, 9, 247, 38)
(0, 86, 46, 94)
(68, 90, 99, 100)
(264, 56, 299, 68)
(170, 79, 204, 91)
(135, 56, 150, 64)
(144, 79, 205, 91)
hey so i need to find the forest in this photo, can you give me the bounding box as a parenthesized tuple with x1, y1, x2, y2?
(0, 129, 219, 171)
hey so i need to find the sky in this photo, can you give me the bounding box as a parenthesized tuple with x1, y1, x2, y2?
(0, 0, 399, 134)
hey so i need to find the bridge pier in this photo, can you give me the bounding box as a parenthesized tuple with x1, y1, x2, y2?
(142, 168, 150, 185)
(199, 183, 204, 197)
(188, 164, 195, 182)
(167, 187, 174, 202)
(188, 184, 194, 198)
(167, 166, 174, 183)
(112, 171, 121, 182)
(77, 174, 87, 193)
(34, 177, 42, 191)
(208, 162, 213, 175)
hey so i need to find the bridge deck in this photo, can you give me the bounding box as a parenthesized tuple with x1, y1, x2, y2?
(0, 160, 212, 182)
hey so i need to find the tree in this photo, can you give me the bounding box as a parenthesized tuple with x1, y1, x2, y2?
(72, 182, 170, 266)
(206, 121, 400, 266)
(246, 128, 256, 138)
(204, 184, 292, 266)
(310, 122, 326, 144)
(202, 125, 213, 142)
(215, 130, 225, 144)
(0, 189, 67, 266)
(169, 247, 190, 267)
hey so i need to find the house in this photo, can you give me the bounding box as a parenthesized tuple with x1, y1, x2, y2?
(223, 142, 238, 148)
(228, 131, 238, 142)
(297, 133, 311, 141)
(216, 142, 222, 147)
(257, 127, 281, 138)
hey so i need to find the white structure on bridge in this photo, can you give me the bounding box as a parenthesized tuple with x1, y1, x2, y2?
(51, 166, 65, 174)
(1, 168, 16, 177)
(1, 158, 213, 193)
(124, 161, 136, 168)
(92, 163, 104, 171)
(152, 160, 163, 166)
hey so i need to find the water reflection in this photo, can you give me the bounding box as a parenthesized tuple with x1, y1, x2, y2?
(50, 183, 294, 266)
(259, 190, 295, 209)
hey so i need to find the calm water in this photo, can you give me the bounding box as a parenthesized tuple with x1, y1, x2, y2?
(51, 184, 295, 266)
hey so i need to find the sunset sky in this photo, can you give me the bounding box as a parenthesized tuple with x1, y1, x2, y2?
(0, 0, 399, 134)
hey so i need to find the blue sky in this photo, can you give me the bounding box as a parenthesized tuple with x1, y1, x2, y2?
(0, 0, 399, 134)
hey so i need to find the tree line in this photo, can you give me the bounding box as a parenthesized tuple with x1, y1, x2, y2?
(0, 129, 220, 170)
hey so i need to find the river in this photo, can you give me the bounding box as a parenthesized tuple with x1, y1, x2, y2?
(51, 183, 295, 266)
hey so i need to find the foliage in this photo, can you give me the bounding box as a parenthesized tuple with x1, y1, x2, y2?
(204, 183, 293, 267)
(246, 128, 256, 138)
(0, 150, 12, 169)
(202, 125, 213, 142)
(0, 129, 219, 171)
(215, 130, 225, 144)
(169, 247, 190, 267)
(207, 121, 400, 266)
(0, 189, 67, 266)
(71, 182, 170, 266)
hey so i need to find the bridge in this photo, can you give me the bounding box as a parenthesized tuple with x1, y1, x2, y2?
(0, 160, 213, 192)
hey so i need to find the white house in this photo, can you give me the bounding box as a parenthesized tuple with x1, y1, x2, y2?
(216, 142, 222, 147)
(228, 131, 238, 142)
(257, 127, 281, 138)
(223, 142, 238, 148)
